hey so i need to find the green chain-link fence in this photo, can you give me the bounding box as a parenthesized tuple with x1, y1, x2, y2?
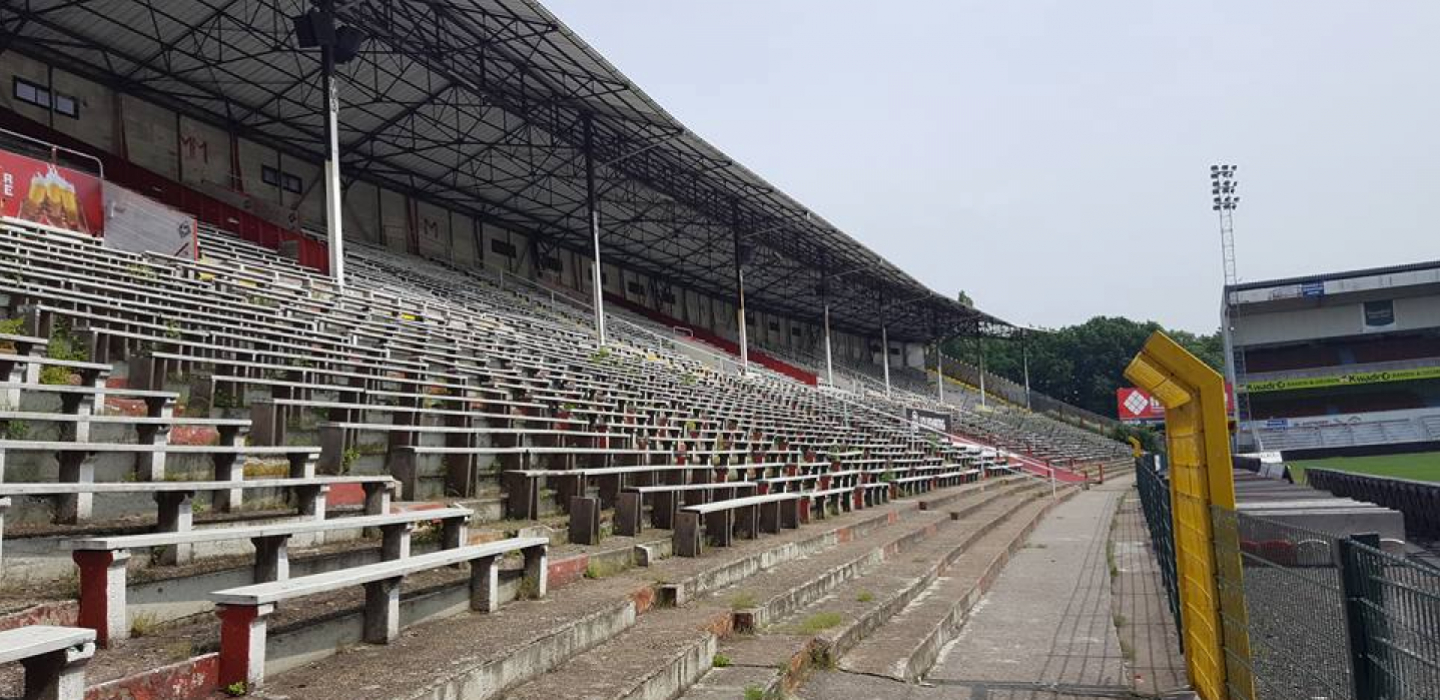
(1210, 507, 1440, 700)
(1135, 454, 1440, 699)
(1136, 454, 1183, 650)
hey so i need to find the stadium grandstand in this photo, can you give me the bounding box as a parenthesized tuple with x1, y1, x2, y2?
(0, 1, 1130, 698)
(1228, 260, 1440, 455)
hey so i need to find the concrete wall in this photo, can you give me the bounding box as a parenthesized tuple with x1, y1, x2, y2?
(1236, 295, 1440, 347)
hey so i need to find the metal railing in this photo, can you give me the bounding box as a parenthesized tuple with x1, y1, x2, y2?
(1136, 454, 1183, 648)
(1209, 507, 1440, 700)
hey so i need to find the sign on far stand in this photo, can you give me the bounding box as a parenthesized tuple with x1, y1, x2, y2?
(906, 407, 950, 433)
(0, 148, 105, 236)
(103, 182, 197, 259)
(1117, 385, 1234, 424)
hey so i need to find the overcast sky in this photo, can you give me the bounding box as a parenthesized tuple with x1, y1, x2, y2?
(543, 1, 1440, 333)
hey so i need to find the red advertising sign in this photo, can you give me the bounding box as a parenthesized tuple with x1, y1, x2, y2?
(1117, 385, 1234, 423)
(0, 149, 105, 236)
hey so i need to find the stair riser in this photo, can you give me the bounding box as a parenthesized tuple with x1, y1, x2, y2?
(899, 489, 1079, 681)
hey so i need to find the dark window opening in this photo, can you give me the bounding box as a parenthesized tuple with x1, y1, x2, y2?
(490, 239, 517, 257)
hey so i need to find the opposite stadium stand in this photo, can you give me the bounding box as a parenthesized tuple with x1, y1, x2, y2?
(0, 218, 1127, 697)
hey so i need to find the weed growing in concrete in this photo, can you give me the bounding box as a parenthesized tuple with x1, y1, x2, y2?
(796, 612, 842, 635)
(743, 686, 764, 700)
(224, 681, 247, 696)
(130, 611, 163, 638)
(729, 593, 757, 610)
(856, 591, 874, 603)
(712, 653, 731, 668)
(516, 574, 541, 600)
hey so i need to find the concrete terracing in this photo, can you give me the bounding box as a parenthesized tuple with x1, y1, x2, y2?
(797, 475, 1193, 700)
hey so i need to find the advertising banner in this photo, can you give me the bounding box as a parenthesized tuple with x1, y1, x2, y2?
(0, 148, 105, 236)
(1117, 384, 1235, 423)
(1245, 365, 1440, 393)
(102, 182, 197, 259)
(906, 407, 951, 433)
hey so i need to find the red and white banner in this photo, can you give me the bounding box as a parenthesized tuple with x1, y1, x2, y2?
(1117, 384, 1235, 423)
(0, 149, 105, 236)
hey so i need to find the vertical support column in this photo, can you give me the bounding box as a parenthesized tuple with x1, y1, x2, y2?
(1022, 329, 1032, 410)
(822, 302, 834, 387)
(977, 334, 987, 408)
(583, 114, 606, 346)
(320, 10, 345, 286)
(936, 342, 945, 403)
(881, 324, 891, 399)
(731, 221, 749, 375)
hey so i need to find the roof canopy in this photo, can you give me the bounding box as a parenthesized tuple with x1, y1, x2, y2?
(2, 0, 1009, 340)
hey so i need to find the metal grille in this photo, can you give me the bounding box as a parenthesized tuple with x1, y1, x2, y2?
(1136, 456, 1183, 647)
(1210, 507, 1440, 700)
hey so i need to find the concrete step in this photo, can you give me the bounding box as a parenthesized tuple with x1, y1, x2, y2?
(248, 480, 1003, 700)
(678, 487, 1050, 699)
(835, 487, 1079, 681)
(498, 483, 1030, 700)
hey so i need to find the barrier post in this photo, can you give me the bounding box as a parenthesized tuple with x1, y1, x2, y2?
(1124, 332, 1252, 700)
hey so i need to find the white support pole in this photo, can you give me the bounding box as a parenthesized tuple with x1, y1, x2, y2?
(881, 324, 891, 398)
(736, 267, 749, 374)
(936, 345, 945, 403)
(583, 116, 605, 346)
(978, 337, 987, 408)
(321, 44, 344, 286)
(823, 302, 834, 387)
(1022, 341, 1032, 410)
(590, 212, 606, 345)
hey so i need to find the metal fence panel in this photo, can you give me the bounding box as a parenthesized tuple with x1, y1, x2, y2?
(1137, 455, 1183, 647)
(1210, 508, 1440, 700)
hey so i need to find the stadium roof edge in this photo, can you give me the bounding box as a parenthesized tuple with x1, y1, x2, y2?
(0, 0, 1008, 340)
(1228, 259, 1440, 294)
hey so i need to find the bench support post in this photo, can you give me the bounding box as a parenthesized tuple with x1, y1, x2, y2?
(523, 543, 548, 599)
(469, 555, 499, 612)
(363, 576, 403, 644)
(613, 492, 642, 537)
(568, 496, 601, 545)
(21, 637, 95, 700)
(673, 511, 702, 558)
(380, 523, 413, 560)
(217, 603, 274, 692)
(252, 536, 290, 583)
(55, 452, 93, 524)
(73, 549, 130, 647)
(362, 482, 391, 516)
(154, 491, 195, 565)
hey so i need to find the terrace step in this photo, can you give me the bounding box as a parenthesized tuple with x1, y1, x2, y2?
(677, 486, 1053, 698)
(500, 487, 1028, 700)
(246, 481, 995, 699)
(834, 487, 1079, 681)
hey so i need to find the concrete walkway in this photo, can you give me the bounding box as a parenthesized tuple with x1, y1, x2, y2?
(799, 476, 1188, 699)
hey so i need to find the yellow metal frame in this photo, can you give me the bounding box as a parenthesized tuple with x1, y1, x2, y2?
(1125, 332, 1251, 700)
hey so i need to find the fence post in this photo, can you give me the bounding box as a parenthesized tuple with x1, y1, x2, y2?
(1337, 532, 1381, 700)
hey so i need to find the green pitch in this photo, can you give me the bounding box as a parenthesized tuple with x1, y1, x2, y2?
(1288, 450, 1440, 484)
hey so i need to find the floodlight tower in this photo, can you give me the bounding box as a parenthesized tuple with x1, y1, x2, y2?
(1211, 164, 1252, 448)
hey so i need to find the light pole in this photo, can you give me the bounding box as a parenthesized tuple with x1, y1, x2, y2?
(1211, 164, 1249, 447)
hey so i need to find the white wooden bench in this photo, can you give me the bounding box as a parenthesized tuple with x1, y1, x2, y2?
(65, 506, 470, 646)
(0, 439, 320, 518)
(0, 625, 96, 700)
(673, 493, 801, 557)
(0, 475, 397, 567)
(209, 535, 548, 690)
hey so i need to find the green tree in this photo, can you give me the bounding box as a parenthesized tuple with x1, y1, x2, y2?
(944, 316, 1222, 418)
